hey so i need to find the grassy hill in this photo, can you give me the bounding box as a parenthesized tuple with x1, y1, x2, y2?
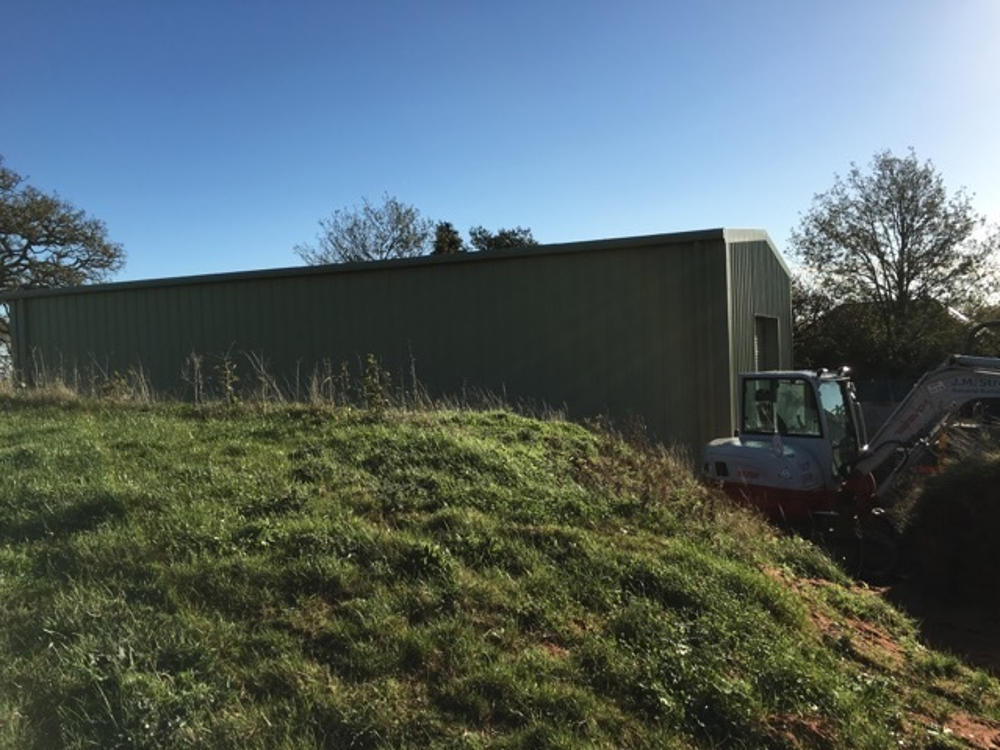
(0, 394, 998, 748)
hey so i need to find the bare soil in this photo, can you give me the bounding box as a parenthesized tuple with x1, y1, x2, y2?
(769, 566, 1000, 749)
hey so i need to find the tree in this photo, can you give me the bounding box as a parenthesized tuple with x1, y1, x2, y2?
(792, 276, 966, 377)
(0, 156, 124, 346)
(295, 194, 433, 264)
(468, 225, 538, 252)
(790, 274, 835, 368)
(432, 221, 466, 255)
(790, 149, 993, 376)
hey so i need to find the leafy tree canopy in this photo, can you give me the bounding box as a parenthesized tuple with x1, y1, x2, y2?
(790, 149, 995, 376)
(468, 225, 538, 253)
(792, 277, 968, 377)
(432, 221, 466, 255)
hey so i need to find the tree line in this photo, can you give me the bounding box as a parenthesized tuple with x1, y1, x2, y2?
(292, 193, 538, 264)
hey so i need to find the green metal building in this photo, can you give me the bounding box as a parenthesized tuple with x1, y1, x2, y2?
(2, 228, 791, 453)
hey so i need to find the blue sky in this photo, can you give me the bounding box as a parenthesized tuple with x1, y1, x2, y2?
(3, 0, 998, 282)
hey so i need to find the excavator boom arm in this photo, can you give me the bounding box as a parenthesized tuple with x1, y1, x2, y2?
(852, 355, 1000, 494)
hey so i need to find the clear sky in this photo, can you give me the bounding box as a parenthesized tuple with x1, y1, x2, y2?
(3, 0, 998, 282)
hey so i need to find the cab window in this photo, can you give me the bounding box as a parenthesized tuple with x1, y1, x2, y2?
(819, 380, 859, 472)
(742, 378, 821, 437)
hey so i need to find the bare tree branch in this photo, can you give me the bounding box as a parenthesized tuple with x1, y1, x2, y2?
(295, 194, 433, 264)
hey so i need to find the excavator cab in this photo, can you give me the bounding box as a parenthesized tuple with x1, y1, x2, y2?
(704, 369, 867, 522)
(737, 369, 867, 476)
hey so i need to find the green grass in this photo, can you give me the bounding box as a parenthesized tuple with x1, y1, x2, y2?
(0, 395, 997, 748)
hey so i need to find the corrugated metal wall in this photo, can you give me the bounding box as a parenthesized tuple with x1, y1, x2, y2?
(725, 232, 793, 429)
(6, 230, 789, 453)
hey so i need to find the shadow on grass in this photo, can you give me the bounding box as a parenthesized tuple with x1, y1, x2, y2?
(886, 580, 1000, 677)
(0, 493, 127, 543)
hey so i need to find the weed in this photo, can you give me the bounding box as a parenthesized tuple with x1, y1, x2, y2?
(362, 353, 390, 414)
(213, 351, 240, 404)
(180, 350, 205, 404)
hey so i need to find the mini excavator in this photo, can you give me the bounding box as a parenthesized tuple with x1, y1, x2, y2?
(703, 322, 1000, 576)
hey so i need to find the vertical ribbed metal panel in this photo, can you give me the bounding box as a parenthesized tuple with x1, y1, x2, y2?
(725, 233, 793, 428)
(5, 232, 767, 452)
